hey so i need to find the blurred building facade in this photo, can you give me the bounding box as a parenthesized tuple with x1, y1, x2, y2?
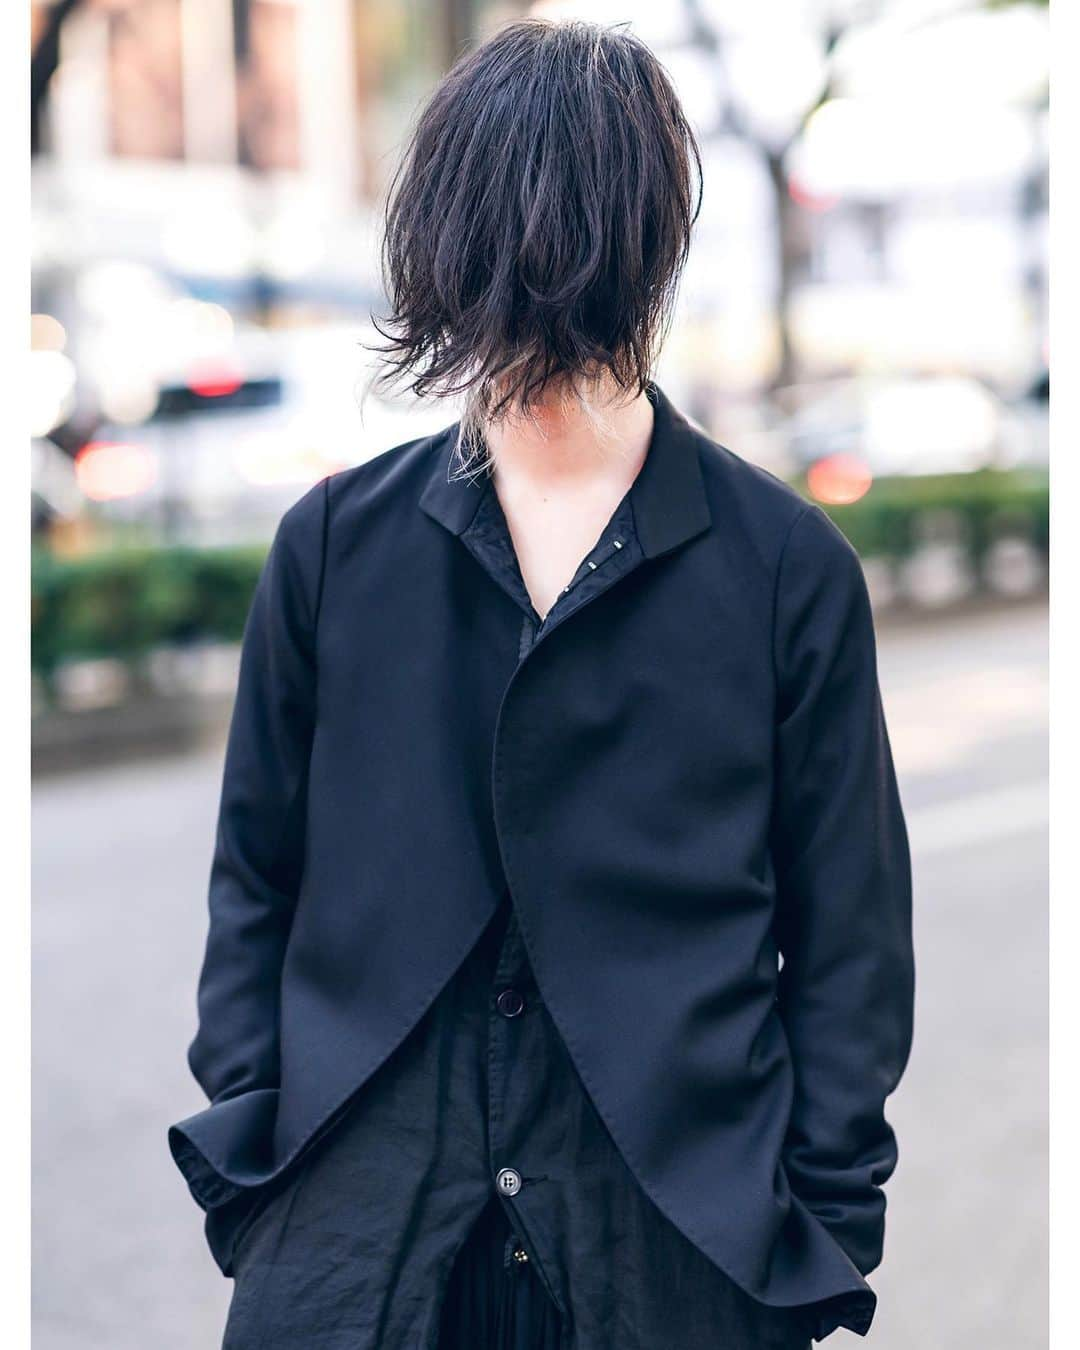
(31, 0, 524, 333)
(30, 1, 1048, 572)
(30, 0, 530, 539)
(32, 0, 1048, 459)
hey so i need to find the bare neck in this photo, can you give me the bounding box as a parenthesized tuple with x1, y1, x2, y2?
(483, 385, 655, 498)
(481, 383, 655, 620)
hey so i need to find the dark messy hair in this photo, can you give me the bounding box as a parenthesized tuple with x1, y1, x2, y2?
(367, 18, 702, 451)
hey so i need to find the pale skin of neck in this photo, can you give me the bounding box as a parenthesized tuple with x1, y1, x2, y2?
(483, 377, 655, 621)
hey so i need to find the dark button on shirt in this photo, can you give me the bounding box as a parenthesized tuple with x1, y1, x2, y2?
(496, 988, 526, 1019)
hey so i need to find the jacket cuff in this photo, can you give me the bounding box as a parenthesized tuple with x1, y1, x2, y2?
(807, 1289, 877, 1340)
(168, 1126, 246, 1210)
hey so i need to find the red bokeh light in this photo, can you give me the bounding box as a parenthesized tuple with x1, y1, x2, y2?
(187, 366, 244, 399)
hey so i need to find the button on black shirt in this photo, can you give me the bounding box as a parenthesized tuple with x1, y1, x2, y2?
(495, 987, 526, 1019)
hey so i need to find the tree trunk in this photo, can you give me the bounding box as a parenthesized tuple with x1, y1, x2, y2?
(765, 149, 800, 392)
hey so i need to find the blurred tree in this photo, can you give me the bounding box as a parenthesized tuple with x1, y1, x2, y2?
(679, 0, 883, 388)
(680, 0, 1047, 390)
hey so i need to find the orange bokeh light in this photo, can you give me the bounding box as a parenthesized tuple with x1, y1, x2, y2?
(806, 453, 874, 506)
(75, 441, 158, 502)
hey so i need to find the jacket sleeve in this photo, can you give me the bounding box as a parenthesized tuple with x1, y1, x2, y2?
(187, 478, 328, 1107)
(771, 504, 915, 1277)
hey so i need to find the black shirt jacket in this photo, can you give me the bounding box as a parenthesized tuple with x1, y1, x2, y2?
(169, 380, 915, 1332)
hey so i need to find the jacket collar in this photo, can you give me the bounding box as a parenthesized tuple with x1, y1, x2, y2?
(418, 379, 711, 560)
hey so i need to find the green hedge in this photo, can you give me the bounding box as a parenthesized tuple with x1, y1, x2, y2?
(809, 467, 1049, 561)
(31, 469, 1048, 685)
(31, 545, 267, 682)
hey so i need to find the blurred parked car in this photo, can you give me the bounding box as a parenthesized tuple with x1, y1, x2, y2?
(777, 373, 1048, 481)
(36, 323, 458, 548)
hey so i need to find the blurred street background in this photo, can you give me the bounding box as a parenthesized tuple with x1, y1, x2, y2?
(30, 0, 1048, 1347)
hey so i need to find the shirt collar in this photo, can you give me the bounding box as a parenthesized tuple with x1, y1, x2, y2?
(418, 379, 711, 561)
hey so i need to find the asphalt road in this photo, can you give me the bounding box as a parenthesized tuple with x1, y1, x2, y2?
(32, 605, 1048, 1350)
